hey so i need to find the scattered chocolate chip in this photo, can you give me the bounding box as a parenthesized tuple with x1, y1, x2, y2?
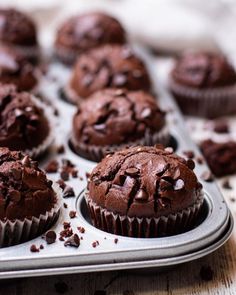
(114, 238, 118, 244)
(40, 245, 44, 250)
(63, 203, 68, 209)
(213, 120, 229, 134)
(92, 241, 99, 248)
(69, 211, 76, 219)
(57, 145, 65, 154)
(45, 230, 57, 244)
(135, 189, 148, 201)
(63, 185, 75, 198)
(30, 244, 39, 253)
(200, 265, 214, 281)
(60, 170, 69, 181)
(125, 167, 139, 177)
(196, 156, 204, 164)
(77, 226, 85, 234)
(222, 179, 232, 190)
(57, 179, 66, 190)
(64, 234, 80, 248)
(54, 281, 68, 294)
(183, 150, 195, 159)
(71, 169, 78, 178)
(186, 159, 195, 170)
(63, 222, 71, 229)
(201, 171, 214, 182)
(174, 179, 185, 190)
(45, 160, 59, 173)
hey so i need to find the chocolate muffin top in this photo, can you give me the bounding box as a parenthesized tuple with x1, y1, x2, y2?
(0, 9, 37, 46)
(201, 139, 236, 177)
(171, 52, 236, 88)
(0, 148, 56, 220)
(88, 146, 202, 218)
(69, 45, 151, 99)
(0, 84, 49, 151)
(55, 12, 126, 61)
(0, 46, 37, 91)
(72, 89, 165, 146)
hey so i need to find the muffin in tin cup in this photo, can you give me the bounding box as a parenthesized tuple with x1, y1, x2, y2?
(71, 88, 169, 162)
(86, 145, 203, 238)
(169, 51, 236, 118)
(0, 148, 61, 247)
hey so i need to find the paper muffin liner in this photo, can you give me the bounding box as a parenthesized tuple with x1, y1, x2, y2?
(70, 125, 170, 162)
(169, 78, 236, 118)
(54, 46, 78, 66)
(85, 193, 204, 238)
(23, 95, 55, 159)
(0, 182, 62, 247)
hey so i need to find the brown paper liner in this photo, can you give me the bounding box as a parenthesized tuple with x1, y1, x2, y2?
(70, 125, 170, 162)
(169, 78, 236, 118)
(86, 194, 204, 238)
(0, 182, 62, 247)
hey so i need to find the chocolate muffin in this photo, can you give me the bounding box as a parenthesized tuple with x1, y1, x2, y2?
(0, 148, 60, 247)
(0, 46, 38, 91)
(86, 145, 203, 237)
(71, 89, 168, 161)
(201, 139, 236, 177)
(66, 45, 151, 103)
(0, 9, 39, 63)
(55, 12, 126, 65)
(169, 52, 236, 118)
(0, 84, 51, 156)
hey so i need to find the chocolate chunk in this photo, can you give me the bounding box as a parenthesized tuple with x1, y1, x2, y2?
(114, 238, 118, 244)
(54, 281, 68, 294)
(135, 189, 148, 201)
(44, 160, 59, 173)
(57, 179, 66, 190)
(63, 185, 75, 198)
(64, 234, 80, 248)
(30, 244, 39, 253)
(174, 179, 184, 190)
(57, 145, 65, 154)
(125, 167, 139, 177)
(63, 203, 68, 209)
(40, 244, 44, 250)
(69, 210, 76, 218)
(77, 226, 85, 234)
(45, 230, 57, 244)
(199, 265, 214, 281)
(201, 171, 214, 182)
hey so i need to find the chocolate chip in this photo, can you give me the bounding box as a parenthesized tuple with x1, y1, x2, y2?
(113, 74, 127, 86)
(174, 179, 184, 190)
(77, 226, 85, 234)
(21, 155, 31, 167)
(57, 145, 65, 154)
(159, 179, 172, 190)
(30, 244, 39, 253)
(201, 171, 214, 182)
(125, 167, 139, 177)
(54, 281, 68, 294)
(186, 159, 195, 170)
(140, 108, 151, 118)
(183, 150, 195, 159)
(199, 265, 214, 281)
(57, 179, 66, 190)
(213, 120, 229, 134)
(92, 240, 99, 248)
(45, 160, 59, 173)
(60, 170, 69, 181)
(222, 179, 232, 190)
(69, 210, 76, 219)
(135, 189, 148, 201)
(63, 185, 75, 198)
(196, 156, 204, 164)
(64, 234, 80, 248)
(40, 245, 44, 250)
(45, 230, 57, 244)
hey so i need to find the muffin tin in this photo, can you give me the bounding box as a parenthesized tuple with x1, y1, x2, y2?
(0, 46, 232, 279)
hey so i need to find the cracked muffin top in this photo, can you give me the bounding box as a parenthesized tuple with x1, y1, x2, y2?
(88, 146, 203, 218)
(69, 44, 151, 99)
(0, 148, 56, 220)
(0, 84, 49, 151)
(55, 12, 126, 64)
(72, 88, 165, 146)
(171, 52, 236, 88)
(0, 9, 37, 46)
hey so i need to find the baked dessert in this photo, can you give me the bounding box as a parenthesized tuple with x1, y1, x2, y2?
(0, 148, 60, 247)
(55, 12, 126, 65)
(0, 8, 39, 63)
(201, 139, 236, 177)
(71, 89, 169, 161)
(66, 44, 151, 103)
(86, 145, 203, 237)
(169, 52, 236, 118)
(0, 83, 52, 157)
(0, 46, 38, 91)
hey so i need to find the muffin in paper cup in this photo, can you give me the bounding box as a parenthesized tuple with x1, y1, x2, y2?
(86, 145, 204, 238)
(0, 149, 62, 247)
(169, 51, 236, 118)
(71, 88, 169, 162)
(0, 84, 54, 159)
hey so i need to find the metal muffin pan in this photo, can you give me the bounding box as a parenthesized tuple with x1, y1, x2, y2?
(0, 47, 232, 279)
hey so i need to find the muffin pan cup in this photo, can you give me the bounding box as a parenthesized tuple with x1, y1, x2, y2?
(0, 46, 232, 279)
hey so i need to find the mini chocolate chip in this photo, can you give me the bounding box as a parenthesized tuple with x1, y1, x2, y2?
(222, 179, 232, 190)
(174, 179, 184, 190)
(63, 203, 68, 209)
(196, 156, 204, 164)
(21, 155, 31, 167)
(183, 150, 195, 159)
(113, 74, 127, 86)
(186, 159, 195, 170)
(60, 170, 69, 181)
(45, 230, 57, 244)
(125, 167, 139, 177)
(64, 234, 80, 248)
(63, 186, 75, 198)
(57, 145, 65, 154)
(57, 179, 66, 190)
(40, 245, 44, 250)
(140, 108, 151, 118)
(114, 238, 118, 244)
(135, 189, 148, 201)
(30, 244, 39, 253)
(159, 179, 172, 190)
(201, 171, 214, 182)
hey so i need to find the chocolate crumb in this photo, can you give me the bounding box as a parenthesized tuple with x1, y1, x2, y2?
(201, 171, 214, 182)
(222, 179, 232, 190)
(30, 244, 39, 253)
(63, 203, 68, 209)
(63, 222, 71, 229)
(92, 240, 99, 248)
(64, 234, 80, 248)
(200, 265, 214, 281)
(71, 169, 78, 178)
(54, 281, 68, 294)
(69, 211, 76, 219)
(44, 160, 59, 173)
(57, 179, 66, 190)
(114, 238, 118, 244)
(45, 230, 57, 244)
(77, 226, 85, 233)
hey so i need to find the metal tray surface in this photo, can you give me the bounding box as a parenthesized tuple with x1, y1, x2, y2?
(0, 46, 232, 278)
